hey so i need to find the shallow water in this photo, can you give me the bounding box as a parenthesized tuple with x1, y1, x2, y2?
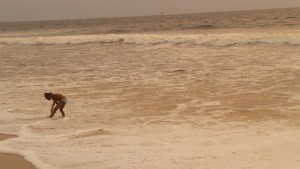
(1, 7, 300, 169)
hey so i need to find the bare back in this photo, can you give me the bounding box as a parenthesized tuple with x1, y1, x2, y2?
(51, 93, 66, 102)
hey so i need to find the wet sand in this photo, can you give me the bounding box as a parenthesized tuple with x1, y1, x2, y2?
(0, 134, 36, 169)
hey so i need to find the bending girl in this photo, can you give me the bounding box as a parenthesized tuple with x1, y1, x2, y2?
(44, 92, 67, 118)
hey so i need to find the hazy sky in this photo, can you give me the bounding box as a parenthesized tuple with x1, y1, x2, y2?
(1, 0, 300, 22)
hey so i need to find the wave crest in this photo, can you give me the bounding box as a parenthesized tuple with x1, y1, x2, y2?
(1, 33, 300, 47)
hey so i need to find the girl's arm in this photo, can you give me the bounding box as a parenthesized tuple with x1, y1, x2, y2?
(50, 101, 56, 117)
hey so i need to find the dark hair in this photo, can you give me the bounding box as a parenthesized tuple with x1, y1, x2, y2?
(44, 92, 52, 98)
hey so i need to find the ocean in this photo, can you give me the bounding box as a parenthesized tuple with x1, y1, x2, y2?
(1, 7, 300, 169)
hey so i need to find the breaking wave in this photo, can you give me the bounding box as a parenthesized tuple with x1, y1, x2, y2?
(1, 32, 300, 47)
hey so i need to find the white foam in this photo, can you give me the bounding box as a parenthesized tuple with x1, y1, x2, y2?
(0, 135, 59, 169)
(1, 32, 300, 47)
(0, 110, 60, 169)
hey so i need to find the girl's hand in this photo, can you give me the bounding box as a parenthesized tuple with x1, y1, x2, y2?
(49, 109, 54, 118)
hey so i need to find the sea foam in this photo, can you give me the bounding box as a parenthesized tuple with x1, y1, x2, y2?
(1, 33, 300, 47)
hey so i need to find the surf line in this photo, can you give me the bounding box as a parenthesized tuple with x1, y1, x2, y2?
(0, 133, 36, 169)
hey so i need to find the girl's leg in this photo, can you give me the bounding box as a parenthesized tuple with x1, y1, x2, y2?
(59, 103, 66, 117)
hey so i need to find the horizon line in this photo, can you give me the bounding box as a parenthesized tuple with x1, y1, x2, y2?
(0, 6, 299, 23)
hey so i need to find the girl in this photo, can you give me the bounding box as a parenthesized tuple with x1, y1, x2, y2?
(44, 92, 67, 118)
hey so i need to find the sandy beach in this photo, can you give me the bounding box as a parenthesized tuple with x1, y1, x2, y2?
(0, 134, 36, 169)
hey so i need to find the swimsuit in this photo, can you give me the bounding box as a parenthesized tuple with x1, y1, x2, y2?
(60, 97, 68, 104)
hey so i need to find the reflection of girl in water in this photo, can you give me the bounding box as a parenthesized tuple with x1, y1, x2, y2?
(44, 92, 67, 118)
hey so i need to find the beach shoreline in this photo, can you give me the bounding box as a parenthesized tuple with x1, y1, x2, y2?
(0, 133, 36, 169)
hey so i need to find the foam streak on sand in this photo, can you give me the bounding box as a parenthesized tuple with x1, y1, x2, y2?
(0, 134, 36, 169)
(0, 133, 59, 169)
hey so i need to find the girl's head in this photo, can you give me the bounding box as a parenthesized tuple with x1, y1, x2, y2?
(44, 92, 52, 100)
